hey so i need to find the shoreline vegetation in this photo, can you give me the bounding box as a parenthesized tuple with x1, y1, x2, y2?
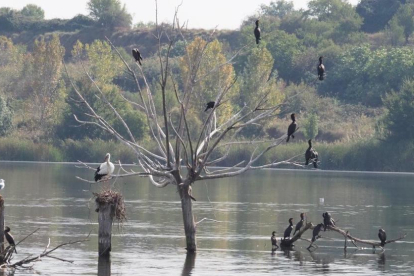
(2, 0, 414, 175)
(1, 138, 413, 173)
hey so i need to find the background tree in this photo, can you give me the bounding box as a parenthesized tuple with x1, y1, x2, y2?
(382, 79, 414, 141)
(260, 0, 295, 18)
(21, 4, 45, 20)
(0, 95, 13, 136)
(388, 3, 414, 44)
(28, 34, 66, 134)
(87, 0, 132, 29)
(303, 113, 319, 140)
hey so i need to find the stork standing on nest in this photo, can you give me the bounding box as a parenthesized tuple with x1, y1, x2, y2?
(95, 153, 115, 182)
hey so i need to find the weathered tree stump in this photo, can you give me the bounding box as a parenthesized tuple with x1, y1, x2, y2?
(95, 190, 126, 257)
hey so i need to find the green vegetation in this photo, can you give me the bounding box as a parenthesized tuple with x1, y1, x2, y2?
(1, 0, 414, 172)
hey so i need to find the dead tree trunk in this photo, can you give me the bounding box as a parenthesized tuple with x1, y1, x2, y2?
(97, 202, 115, 256)
(0, 196, 4, 253)
(178, 180, 196, 252)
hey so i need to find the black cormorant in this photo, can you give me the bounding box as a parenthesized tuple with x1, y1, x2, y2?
(5, 226, 17, 253)
(305, 139, 319, 168)
(205, 101, 215, 112)
(378, 229, 387, 246)
(283, 218, 294, 239)
(254, 20, 261, 44)
(286, 113, 297, 142)
(271, 231, 278, 250)
(132, 48, 143, 65)
(293, 213, 305, 236)
(311, 223, 324, 242)
(317, 56, 325, 81)
(322, 212, 335, 231)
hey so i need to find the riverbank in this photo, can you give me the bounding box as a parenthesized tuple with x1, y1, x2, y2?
(0, 137, 413, 172)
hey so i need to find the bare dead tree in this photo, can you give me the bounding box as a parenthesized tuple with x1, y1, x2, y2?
(65, 1, 302, 252)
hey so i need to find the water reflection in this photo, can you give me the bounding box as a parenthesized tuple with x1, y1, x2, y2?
(181, 252, 196, 276)
(1, 163, 414, 275)
(98, 256, 111, 276)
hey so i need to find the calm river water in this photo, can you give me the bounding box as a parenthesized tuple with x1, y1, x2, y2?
(1, 162, 414, 275)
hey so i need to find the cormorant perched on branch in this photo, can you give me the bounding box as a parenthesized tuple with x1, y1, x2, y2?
(132, 48, 143, 65)
(305, 139, 319, 168)
(317, 56, 325, 81)
(293, 213, 305, 236)
(254, 20, 261, 44)
(271, 231, 278, 250)
(311, 223, 324, 242)
(283, 218, 294, 239)
(205, 101, 215, 112)
(286, 113, 297, 142)
(5, 226, 17, 253)
(322, 212, 335, 231)
(378, 229, 387, 246)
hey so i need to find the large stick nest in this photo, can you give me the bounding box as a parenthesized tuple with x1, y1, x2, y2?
(94, 189, 126, 224)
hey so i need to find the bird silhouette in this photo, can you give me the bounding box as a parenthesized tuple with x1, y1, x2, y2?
(305, 140, 319, 168)
(205, 101, 215, 112)
(283, 218, 294, 239)
(132, 48, 143, 65)
(271, 231, 278, 250)
(5, 226, 17, 253)
(378, 229, 387, 246)
(293, 213, 305, 236)
(286, 113, 297, 142)
(322, 212, 335, 231)
(311, 223, 324, 242)
(317, 56, 325, 81)
(254, 20, 261, 44)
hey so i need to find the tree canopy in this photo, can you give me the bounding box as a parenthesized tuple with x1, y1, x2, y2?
(87, 0, 132, 29)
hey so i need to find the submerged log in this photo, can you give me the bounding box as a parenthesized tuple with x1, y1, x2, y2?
(327, 226, 407, 249)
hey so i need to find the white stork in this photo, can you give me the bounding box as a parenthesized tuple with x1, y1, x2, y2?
(95, 153, 115, 182)
(0, 179, 4, 190)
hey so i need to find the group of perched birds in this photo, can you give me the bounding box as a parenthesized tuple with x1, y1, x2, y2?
(271, 212, 388, 250)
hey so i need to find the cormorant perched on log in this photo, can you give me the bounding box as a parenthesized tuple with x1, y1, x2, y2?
(322, 212, 335, 231)
(205, 101, 215, 112)
(286, 113, 297, 142)
(254, 20, 261, 44)
(132, 48, 143, 65)
(271, 231, 278, 250)
(311, 223, 324, 242)
(305, 139, 319, 168)
(317, 56, 325, 81)
(378, 229, 387, 246)
(293, 213, 305, 236)
(283, 218, 294, 239)
(5, 226, 17, 253)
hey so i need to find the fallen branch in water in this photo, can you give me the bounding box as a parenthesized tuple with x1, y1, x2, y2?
(276, 222, 407, 251)
(0, 230, 90, 270)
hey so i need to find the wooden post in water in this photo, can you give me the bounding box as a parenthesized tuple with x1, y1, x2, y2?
(0, 195, 4, 253)
(98, 255, 111, 276)
(97, 201, 115, 256)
